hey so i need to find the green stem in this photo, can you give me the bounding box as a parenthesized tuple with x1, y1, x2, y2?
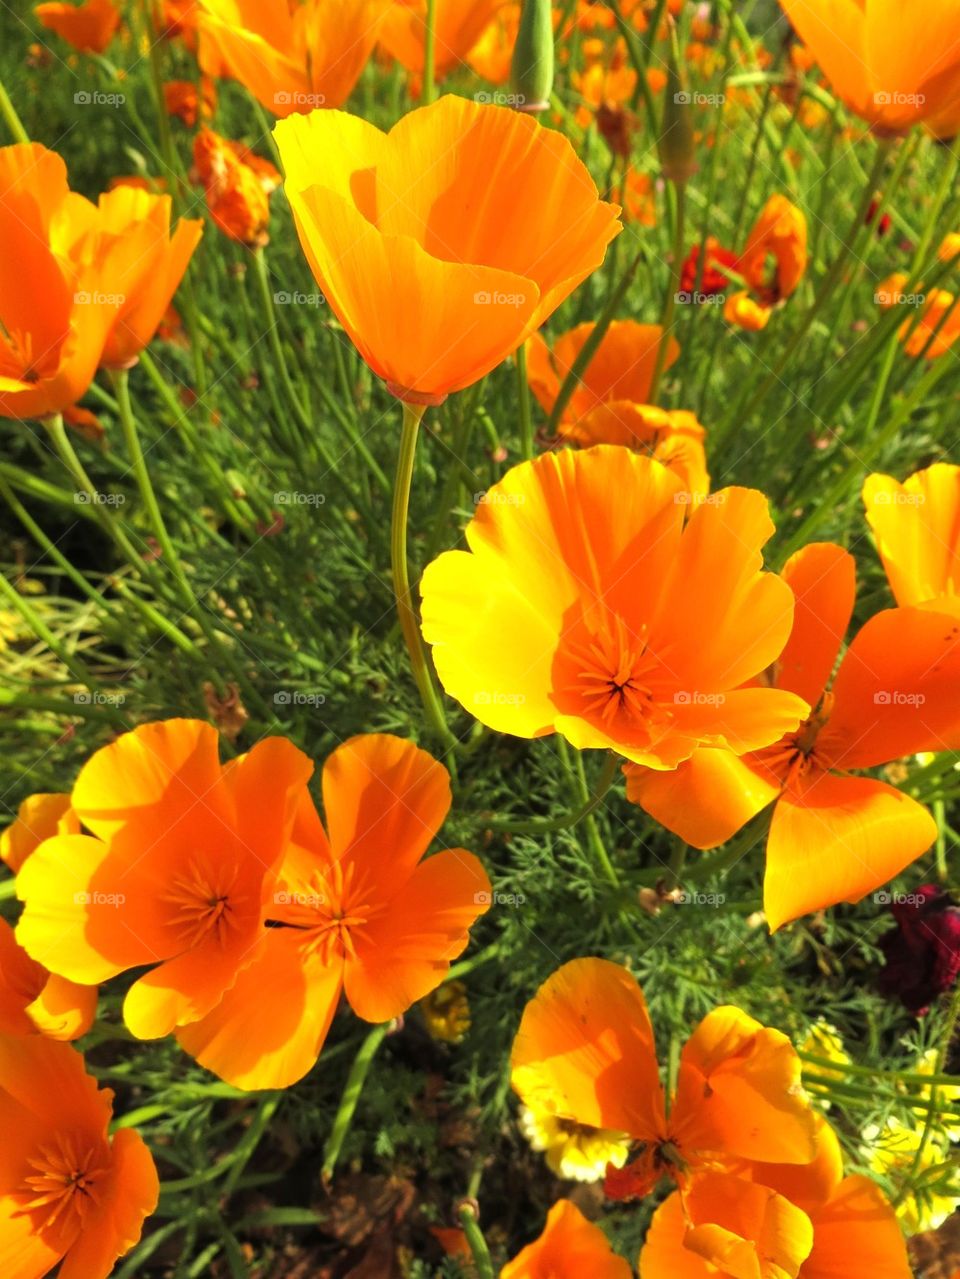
(392, 402, 459, 756)
(894, 980, 960, 1207)
(0, 75, 28, 144)
(322, 1023, 390, 1181)
(458, 1205, 495, 1279)
(516, 342, 534, 460)
(488, 749, 619, 837)
(222, 1094, 281, 1197)
(422, 0, 438, 105)
(649, 181, 686, 405)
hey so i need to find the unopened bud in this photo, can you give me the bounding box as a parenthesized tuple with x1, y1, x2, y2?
(660, 45, 697, 186)
(510, 0, 553, 114)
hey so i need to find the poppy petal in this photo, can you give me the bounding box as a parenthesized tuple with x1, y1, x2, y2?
(640, 1191, 712, 1279)
(502, 1198, 632, 1279)
(682, 1173, 814, 1279)
(863, 465, 960, 609)
(802, 1174, 912, 1279)
(775, 543, 856, 706)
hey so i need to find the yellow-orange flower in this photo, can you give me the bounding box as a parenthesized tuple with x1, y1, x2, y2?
(176, 734, 491, 1088)
(192, 127, 280, 247)
(16, 719, 313, 1042)
(863, 463, 960, 617)
(466, 1, 519, 84)
(901, 289, 960, 359)
(512, 958, 818, 1205)
(198, 0, 388, 116)
(939, 232, 960, 262)
(625, 542, 960, 929)
(739, 194, 807, 304)
(623, 168, 657, 226)
(724, 289, 771, 330)
(34, 0, 120, 52)
(274, 96, 621, 404)
(0, 919, 97, 1042)
(502, 1199, 632, 1278)
(779, 0, 960, 136)
(380, 0, 508, 80)
(0, 1034, 158, 1278)
(1, 791, 77, 874)
(421, 447, 805, 766)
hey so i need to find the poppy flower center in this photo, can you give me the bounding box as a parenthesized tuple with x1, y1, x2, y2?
(0, 325, 54, 384)
(18, 1131, 109, 1233)
(165, 856, 240, 948)
(758, 693, 835, 783)
(272, 858, 384, 963)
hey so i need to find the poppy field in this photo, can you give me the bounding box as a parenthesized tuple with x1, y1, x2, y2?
(3, 0, 960, 1275)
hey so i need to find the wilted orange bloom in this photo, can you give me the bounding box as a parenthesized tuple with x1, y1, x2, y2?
(623, 168, 656, 225)
(274, 96, 621, 404)
(0, 1034, 158, 1278)
(642, 1117, 912, 1278)
(501, 1199, 631, 1278)
(466, 1, 519, 83)
(63, 402, 105, 442)
(573, 56, 636, 130)
(176, 734, 491, 1088)
(16, 719, 312, 1042)
(724, 289, 771, 330)
(199, 0, 387, 116)
(864, 464, 960, 617)
(512, 958, 817, 1206)
(1, 791, 76, 874)
(739, 194, 807, 304)
(163, 76, 217, 125)
(780, 0, 960, 136)
(626, 541, 960, 929)
(421, 447, 807, 766)
(192, 127, 279, 247)
(34, 0, 120, 52)
(0, 918, 96, 1041)
(380, 0, 507, 81)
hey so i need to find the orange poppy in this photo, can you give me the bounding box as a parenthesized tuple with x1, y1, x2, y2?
(175, 733, 491, 1088)
(864, 463, 960, 617)
(420, 446, 806, 767)
(512, 958, 818, 1206)
(1, 792, 77, 875)
(197, 0, 387, 116)
(274, 96, 621, 404)
(901, 290, 960, 359)
(34, 0, 120, 53)
(15, 719, 313, 1042)
(380, 0, 508, 80)
(625, 541, 960, 929)
(466, 1, 520, 84)
(163, 76, 217, 125)
(778, 0, 960, 136)
(738, 195, 807, 305)
(724, 290, 771, 331)
(191, 127, 280, 247)
(623, 169, 657, 226)
(502, 1199, 632, 1279)
(0, 918, 96, 1042)
(0, 1034, 158, 1279)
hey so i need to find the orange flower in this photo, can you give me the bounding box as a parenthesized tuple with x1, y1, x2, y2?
(573, 56, 636, 131)
(738, 195, 807, 304)
(900, 289, 960, 359)
(1, 791, 77, 874)
(192, 127, 280, 247)
(198, 0, 387, 116)
(421, 447, 806, 766)
(380, 0, 508, 80)
(625, 541, 960, 929)
(642, 1117, 912, 1278)
(466, 1, 520, 84)
(274, 96, 621, 404)
(0, 1034, 158, 1278)
(0, 919, 96, 1041)
(175, 734, 491, 1088)
(34, 0, 120, 52)
(623, 168, 657, 226)
(15, 719, 313, 1042)
(724, 289, 771, 331)
(501, 1199, 631, 1278)
(512, 958, 817, 1205)
(164, 76, 217, 125)
(779, 0, 960, 136)
(863, 464, 960, 617)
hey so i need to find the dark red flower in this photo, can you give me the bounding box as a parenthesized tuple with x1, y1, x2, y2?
(866, 196, 892, 237)
(877, 884, 960, 1015)
(679, 237, 739, 299)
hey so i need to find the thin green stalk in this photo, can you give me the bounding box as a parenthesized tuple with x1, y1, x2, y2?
(0, 75, 28, 143)
(516, 343, 534, 459)
(422, 0, 438, 105)
(322, 1023, 390, 1181)
(488, 749, 619, 838)
(392, 402, 459, 757)
(222, 1094, 281, 1197)
(458, 1204, 495, 1279)
(649, 182, 686, 405)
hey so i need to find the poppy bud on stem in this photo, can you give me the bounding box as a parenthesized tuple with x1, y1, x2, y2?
(457, 1200, 495, 1279)
(511, 0, 554, 114)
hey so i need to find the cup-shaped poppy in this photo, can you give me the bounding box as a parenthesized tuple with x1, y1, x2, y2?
(198, 0, 388, 116)
(625, 541, 960, 929)
(1, 791, 77, 874)
(502, 1199, 632, 1279)
(511, 957, 818, 1206)
(778, 0, 960, 135)
(0, 1033, 158, 1279)
(379, 0, 509, 81)
(864, 464, 960, 616)
(15, 718, 313, 1041)
(34, 0, 120, 53)
(420, 447, 807, 767)
(0, 918, 96, 1041)
(175, 733, 491, 1089)
(273, 96, 621, 403)
(738, 195, 807, 305)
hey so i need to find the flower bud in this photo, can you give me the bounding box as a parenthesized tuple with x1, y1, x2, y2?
(510, 0, 553, 114)
(659, 44, 697, 186)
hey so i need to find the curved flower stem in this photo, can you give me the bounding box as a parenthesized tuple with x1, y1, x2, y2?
(0, 75, 28, 144)
(648, 181, 686, 405)
(222, 1094, 281, 1197)
(458, 1203, 495, 1279)
(516, 342, 534, 459)
(488, 748, 619, 839)
(322, 1023, 390, 1183)
(392, 401, 459, 759)
(422, 0, 438, 105)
